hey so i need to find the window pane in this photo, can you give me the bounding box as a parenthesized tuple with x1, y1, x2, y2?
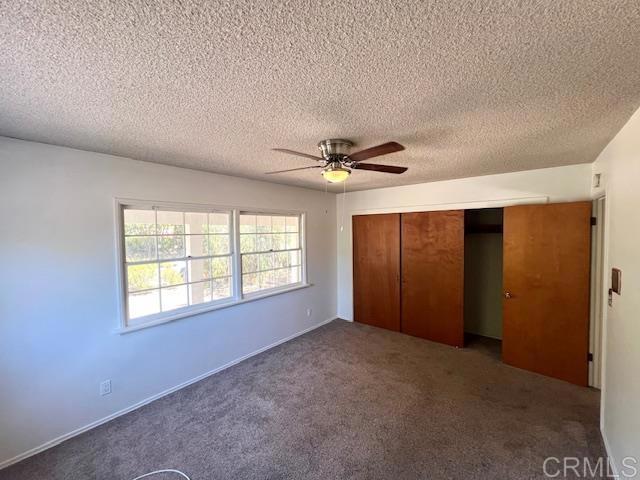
(124, 209, 156, 235)
(272, 216, 286, 232)
(209, 213, 230, 233)
(188, 258, 211, 282)
(185, 212, 208, 234)
(257, 234, 271, 252)
(209, 235, 230, 255)
(242, 254, 258, 273)
(289, 250, 301, 266)
(240, 234, 256, 253)
(212, 277, 231, 300)
(274, 268, 290, 287)
(185, 234, 209, 257)
(158, 235, 185, 259)
(285, 216, 299, 232)
(161, 285, 188, 311)
(157, 210, 185, 235)
(212, 256, 231, 278)
(243, 273, 259, 294)
(271, 233, 285, 251)
(257, 215, 271, 233)
(129, 289, 160, 319)
(285, 233, 299, 249)
(258, 252, 274, 271)
(189, 280, 212, 305)
(160, 261, 187, 286)
(273, 251, 289, 268)
(258, 270, 275, 290)
(240, 215, 256, 233)
(160, 285, 188, 312)
(125, 236, 157, 262)
(289, 266, 301, 283)
(127, 263, 159, 292)
(273, 267, 301, 289)
(125, 208, 303, 323)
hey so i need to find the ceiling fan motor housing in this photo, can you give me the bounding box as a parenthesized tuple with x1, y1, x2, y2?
(317, 139, 353, 161)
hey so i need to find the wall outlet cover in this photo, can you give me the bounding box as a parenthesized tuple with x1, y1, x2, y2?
(99, 380, 112, 396)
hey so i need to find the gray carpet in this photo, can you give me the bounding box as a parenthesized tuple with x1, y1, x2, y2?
(0, 320, 606, 480)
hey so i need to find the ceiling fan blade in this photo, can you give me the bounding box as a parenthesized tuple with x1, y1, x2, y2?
(272, 148, 323, 161)
(265, 166, 323, 175)
(348, 142, 404, 163)
(353, 163, 408, 174)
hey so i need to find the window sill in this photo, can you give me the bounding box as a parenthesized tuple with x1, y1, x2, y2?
(115, 283, 312, 334)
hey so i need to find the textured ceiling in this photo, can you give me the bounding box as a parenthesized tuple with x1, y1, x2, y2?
(1, 1, 639, 192)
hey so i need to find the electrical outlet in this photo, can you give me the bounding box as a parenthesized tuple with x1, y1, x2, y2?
(99, 380, 112, 396)
(306, 308, 312, 317)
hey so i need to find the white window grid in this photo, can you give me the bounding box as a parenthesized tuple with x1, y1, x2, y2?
(122, 206, 234, 321)
(239, 213, 303, 294)
(116, 202, 307, 330)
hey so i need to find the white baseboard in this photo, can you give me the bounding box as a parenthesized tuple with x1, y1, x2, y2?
(601, 428, 620, 479)
(0, 316, 337, 471)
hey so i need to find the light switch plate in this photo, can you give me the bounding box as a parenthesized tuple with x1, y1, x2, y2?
(593, 173, 602, 188)
(612, 268, 622, 295)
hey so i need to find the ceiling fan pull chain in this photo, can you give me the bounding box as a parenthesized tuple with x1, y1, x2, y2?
(340, 179, 346, 232)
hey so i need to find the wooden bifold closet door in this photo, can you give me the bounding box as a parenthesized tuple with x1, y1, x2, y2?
(353, 214, 401, 331)
(401, 211, 465, 347)
(502, 202, 591, 386)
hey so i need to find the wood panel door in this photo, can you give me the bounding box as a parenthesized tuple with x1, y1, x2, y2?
(503, 202, 591, 386)
(401, 211, 464, 347)
(353, 214, 401, 331)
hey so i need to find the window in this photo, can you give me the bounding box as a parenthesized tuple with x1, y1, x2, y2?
(239, 213, 303, 295)
(122, 206, 233, 325)
(118, 202, 306, 330)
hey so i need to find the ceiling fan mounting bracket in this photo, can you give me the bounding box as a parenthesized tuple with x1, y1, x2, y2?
(317, 139, 354, 161)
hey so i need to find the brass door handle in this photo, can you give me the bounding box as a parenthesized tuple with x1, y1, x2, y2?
(504, 292, 512, 299)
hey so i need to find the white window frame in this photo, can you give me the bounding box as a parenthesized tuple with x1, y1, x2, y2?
(238, 211, 306, 298)
(114, 199, 309, 333)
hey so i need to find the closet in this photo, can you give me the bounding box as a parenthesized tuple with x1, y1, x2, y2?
(352, 202, 592, 386)
(352, 213, 401, 331)
(502, 202, 591, 386)
(464, 209, 504, 350)
(402, 211, 464, 347)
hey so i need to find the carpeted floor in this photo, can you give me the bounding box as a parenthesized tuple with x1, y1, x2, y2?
(0, 320, 606, 480)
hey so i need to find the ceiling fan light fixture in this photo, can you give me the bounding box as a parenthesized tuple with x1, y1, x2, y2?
(322, 165, 351, 183)
(269, 140, 406, 180)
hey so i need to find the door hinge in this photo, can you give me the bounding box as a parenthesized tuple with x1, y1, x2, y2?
(591, 217, 597, 226)
(588, 352, 594, 362)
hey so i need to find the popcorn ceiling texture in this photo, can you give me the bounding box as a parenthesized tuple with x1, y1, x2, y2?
(1, 0, 639, 191)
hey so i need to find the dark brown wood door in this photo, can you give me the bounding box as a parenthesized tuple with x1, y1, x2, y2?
(401, 210, 464, 347)
(503, 202, 591, 386)
(353, 214, 401, 331)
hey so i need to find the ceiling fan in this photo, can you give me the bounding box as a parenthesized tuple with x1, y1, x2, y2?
(267, 139, 407, 183)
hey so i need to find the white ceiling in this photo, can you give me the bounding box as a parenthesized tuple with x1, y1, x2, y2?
(1, 1, 639, 192)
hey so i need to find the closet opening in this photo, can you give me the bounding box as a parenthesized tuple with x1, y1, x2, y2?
(464, 208, 504, 360)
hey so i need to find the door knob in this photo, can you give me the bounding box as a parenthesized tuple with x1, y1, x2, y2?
(504, 292, 512, 299)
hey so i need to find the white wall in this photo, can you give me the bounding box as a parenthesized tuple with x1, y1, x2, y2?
(336, 163, 593, 320)
(591, 108, 640, 474)
(464, 233, 503, 339)
(0, 137, 337, 467)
